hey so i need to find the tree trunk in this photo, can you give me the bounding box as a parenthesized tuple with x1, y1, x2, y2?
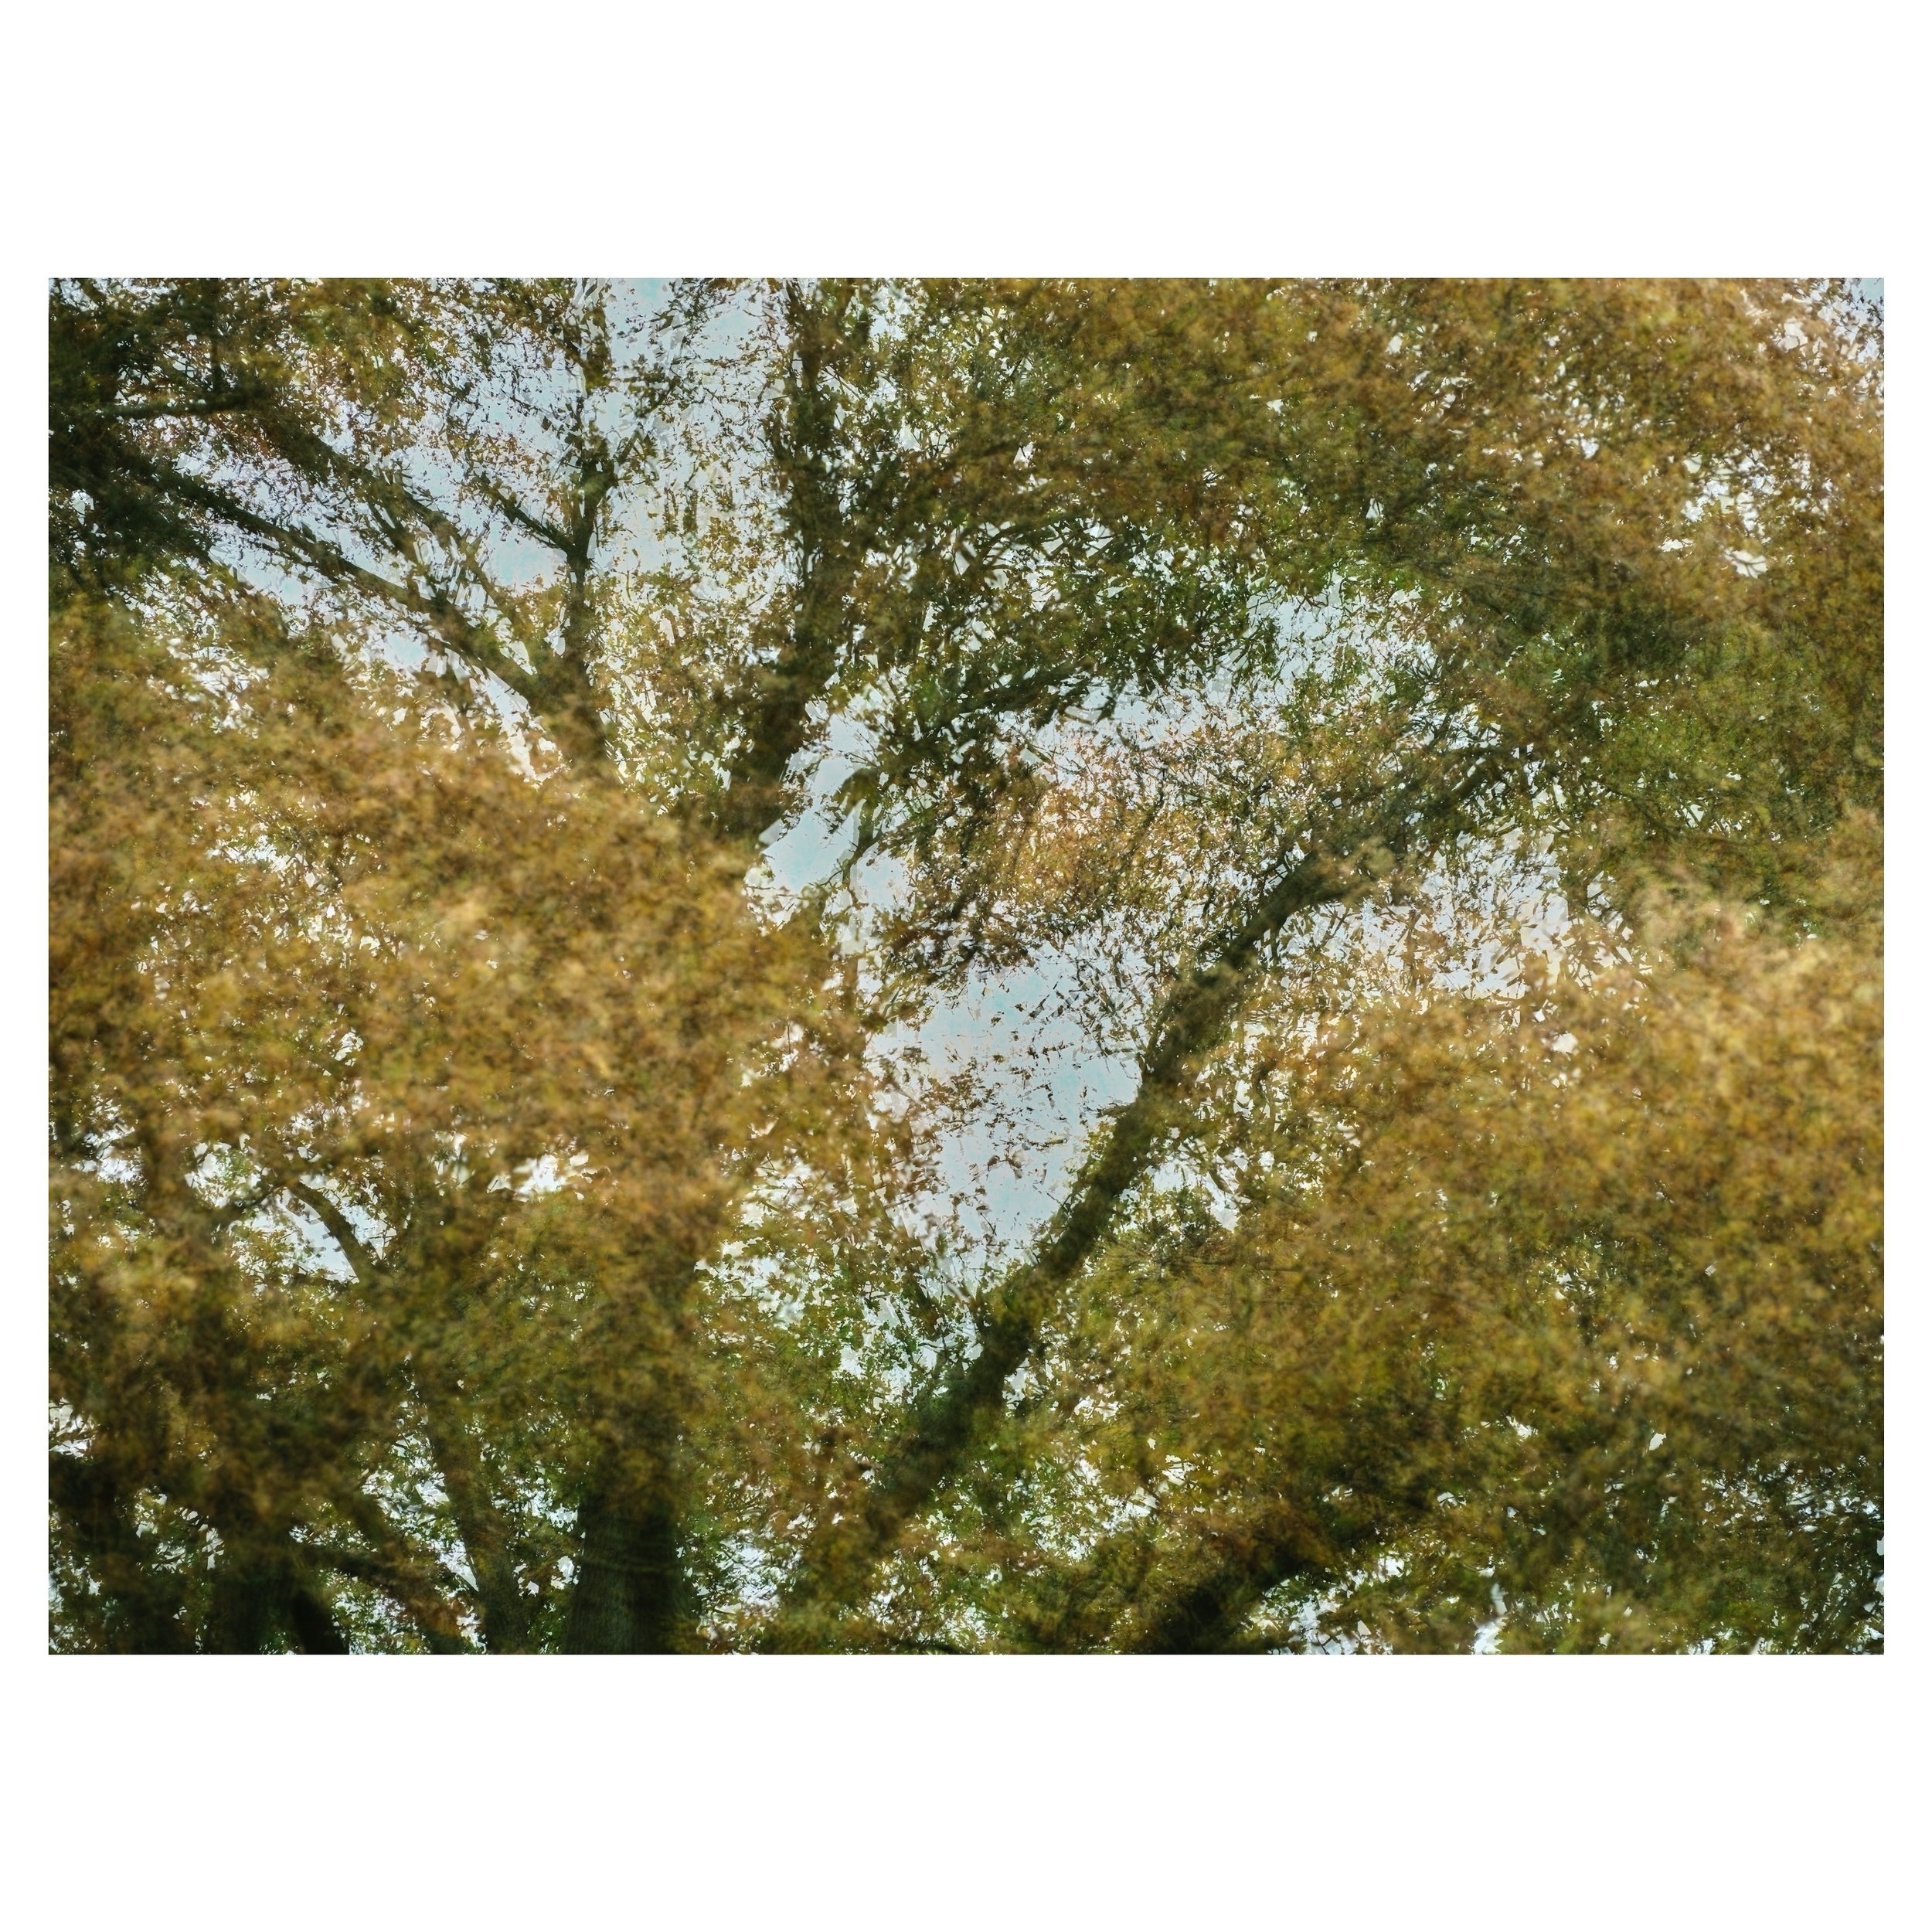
(563, 1492, 682, 1653)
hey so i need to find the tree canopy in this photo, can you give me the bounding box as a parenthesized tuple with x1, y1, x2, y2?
(49, 277, 1882, 1652)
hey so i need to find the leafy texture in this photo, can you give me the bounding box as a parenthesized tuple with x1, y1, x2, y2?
(49, 278, 1881, 1651)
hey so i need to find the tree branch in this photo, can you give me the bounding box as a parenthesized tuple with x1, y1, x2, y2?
(778, 749, 1505, 1634)
(1111, 1505, 1324, 1653)
(469, 472, 574, 559)
(118, 444, 547, 709)
(285, 1178, 383, 1287)
(303, 1538, 470, 1654)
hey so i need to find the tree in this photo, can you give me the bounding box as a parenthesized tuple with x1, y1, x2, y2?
(49, 277, 1882, 1651)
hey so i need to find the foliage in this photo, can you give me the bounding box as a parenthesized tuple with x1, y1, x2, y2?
(49, 278, 1881, 1651)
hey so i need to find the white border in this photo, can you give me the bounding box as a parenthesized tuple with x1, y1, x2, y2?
(5, 3, 1918, 1923)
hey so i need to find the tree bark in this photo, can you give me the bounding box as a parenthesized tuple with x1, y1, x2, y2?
(562, 1492, 682, 1653)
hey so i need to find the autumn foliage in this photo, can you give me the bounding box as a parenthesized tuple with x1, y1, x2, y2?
(49, 279, 1881, 1651)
